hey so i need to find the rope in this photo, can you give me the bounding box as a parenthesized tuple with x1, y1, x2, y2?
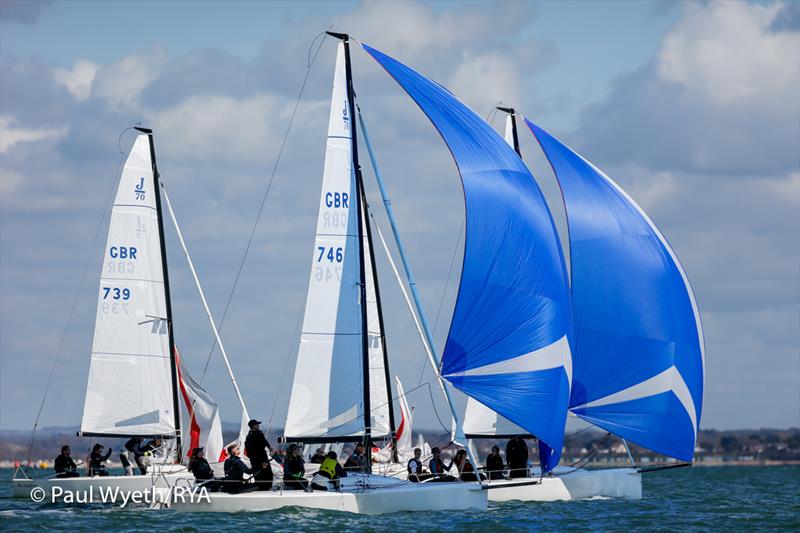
(200, 31, 328, 383)
(416, 219, 464, 387)
(265, 307, 304, 438)
(23, 128, 132, 467)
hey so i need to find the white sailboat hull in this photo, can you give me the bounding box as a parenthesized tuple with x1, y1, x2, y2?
(370, 463, 641, 501)
(166, 473, 487, 515)
(12, 466, 193, 501)
(485, 467, 641, 501)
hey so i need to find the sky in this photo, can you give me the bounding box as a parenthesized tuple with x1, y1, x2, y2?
(1, 0, 798, 435)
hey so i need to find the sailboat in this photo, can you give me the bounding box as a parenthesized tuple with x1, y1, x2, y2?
(451, 106, 704, 501)
(12, 129, 246, 500)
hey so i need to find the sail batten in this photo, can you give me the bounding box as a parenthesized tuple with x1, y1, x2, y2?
(525, 119, 704, 461)
(363, 44, 573, 471)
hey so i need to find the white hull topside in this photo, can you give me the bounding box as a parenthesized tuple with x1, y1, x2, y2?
(372, 464, 642, 502)
(11, 465, 193, 500)
(168, 473, 488, 515)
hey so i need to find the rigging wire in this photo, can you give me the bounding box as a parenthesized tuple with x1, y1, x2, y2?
(199, 31, 328, 383)
(23, 128, 135, 468)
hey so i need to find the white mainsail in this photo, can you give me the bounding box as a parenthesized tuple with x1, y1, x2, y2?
(286, 43, 391, 439)
(80, 134, 176, 437)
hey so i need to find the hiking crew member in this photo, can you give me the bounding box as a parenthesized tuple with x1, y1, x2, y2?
(407, 447, 431, 482)
(454, 449, 483, 482)
(88, 443, 112, 477)
(309, 448, 326, 464)
(122, 437, 146, 475)
(223, 444, 254, 493)
(506, 436, 529, 478)
(283, 443, 309, 491)
(312, 451, 347, 491)
(244, 419, 273, 491)
(344, 443, 367, 471)
(485, 445, 506, 480)
(429, 447, 456, 482)
(189, 447, 222, 492)
(54, 445, 79, 478)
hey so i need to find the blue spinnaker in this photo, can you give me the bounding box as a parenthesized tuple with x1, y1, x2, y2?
(526, 119, 704, 462)
(363, 44, 573, 472)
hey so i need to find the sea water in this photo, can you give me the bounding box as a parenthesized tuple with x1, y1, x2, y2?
(1, 466, 798, 531)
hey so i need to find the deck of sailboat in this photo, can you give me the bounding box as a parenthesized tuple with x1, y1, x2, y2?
(167, 472, 487, 514)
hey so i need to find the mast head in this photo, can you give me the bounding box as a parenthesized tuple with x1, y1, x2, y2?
(326, 31, 350, 42)
(496, 106, 515, 115)
(134, 126, 153, 134)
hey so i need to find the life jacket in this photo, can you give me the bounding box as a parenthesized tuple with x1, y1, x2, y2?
(319, 457, 338, 479)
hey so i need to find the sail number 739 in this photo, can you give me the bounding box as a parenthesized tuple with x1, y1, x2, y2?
(317, 246, 343, 263)
(102, 287, 131, 300)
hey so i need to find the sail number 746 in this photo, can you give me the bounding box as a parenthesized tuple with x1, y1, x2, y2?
(317, 246, 343, 263)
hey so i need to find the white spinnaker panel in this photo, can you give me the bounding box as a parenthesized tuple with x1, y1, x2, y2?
(363, 209, 391, 438)
(80, 135, 175, 436)
(285, 43, 365, 438)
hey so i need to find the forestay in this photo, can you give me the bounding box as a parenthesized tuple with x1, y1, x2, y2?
(81, 135, 176, 437)
(363, 44, 574, 471)
(285, 43, 390, 440)
(526, 120, 704, 461)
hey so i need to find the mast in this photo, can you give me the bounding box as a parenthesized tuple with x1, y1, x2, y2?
(327, 31, 372, 469)
(139, 126, 182, 459)
(355, 106, 483, 481)
(359, 179, 398, 461)
(497, 106, 520, 155)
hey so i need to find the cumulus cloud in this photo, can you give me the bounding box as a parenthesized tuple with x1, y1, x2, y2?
(577, 0, 799, 176)
(92, 46, 169, 111)
(53, 60, 99, 102)
(560, 1, 800, 428)
(0, 115, 67, 153)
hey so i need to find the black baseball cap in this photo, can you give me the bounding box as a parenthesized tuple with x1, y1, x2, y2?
(248, 419, 262, 428)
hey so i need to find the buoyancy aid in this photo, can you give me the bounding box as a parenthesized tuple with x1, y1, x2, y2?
(319, 457, 338, 479)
